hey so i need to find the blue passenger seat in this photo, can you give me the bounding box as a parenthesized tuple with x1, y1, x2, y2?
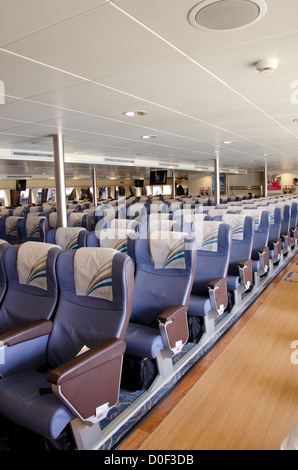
(122, 231, 196, 391)
(187, 221, 232, 341)
(0, 247, 134, 450)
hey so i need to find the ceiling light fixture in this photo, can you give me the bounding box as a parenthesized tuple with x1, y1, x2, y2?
(188, 0, 267, 32)
(123, 111, 148, 117)
(141, 135, 158, 139)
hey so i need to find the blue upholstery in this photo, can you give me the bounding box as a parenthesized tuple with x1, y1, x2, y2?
(267, 207, 282, 261)
(0, 242, 61, 335)
(125, 233, 195, 358)
(22, 216, 48, 243)
(280, 205, 291, 254)
(290, 202, 298, 247)
(188, 223, 231, 317)
(222, 215, 254, 293)
(251, 211, 270, 274)
(0, 241, 10, 305)
(0, 216, 26, 245)
(291, 202, 298, 230)
(0, 248, 133, 443)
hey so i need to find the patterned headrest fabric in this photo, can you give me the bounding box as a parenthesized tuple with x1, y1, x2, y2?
(110, 219, 136, 230)
(240, 209, 262, 228)
(127, 203, 146, 217)
(149, 219, 174, 233)
(222, 214, 245, 240)
(149, 213, 171, 220)
(25, 216, 45, 237)
(193, 221, 220, 251)
(5, 216, 22, 236)
(55, 227, 85, 250)
(13, 207, 24, 216)
(17, 241, 57, 291)
(49, 212, 58, 229)
(73, 247, 117, 300)
(149, 231, 187, 269)
(68, 212, 84, 227)
(99, 228, 134, 253)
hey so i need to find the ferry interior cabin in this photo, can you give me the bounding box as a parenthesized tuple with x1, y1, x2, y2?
(1, 0, 298, 451)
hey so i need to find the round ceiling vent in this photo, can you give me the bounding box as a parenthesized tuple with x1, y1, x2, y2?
(188, 0, 268, 32)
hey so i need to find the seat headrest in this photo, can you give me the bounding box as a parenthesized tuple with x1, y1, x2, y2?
(17, 241, 57, 291)
(149, 219, 174, 233)
(194, 220, 220, 251)
(240, 209, 262, 228)
(55, 227, 85, 250)
(25, 216, 45, 237)
(68, 212, 84, 227)
(73, 247, 117, 301)
(222, 214, 245, 240)
(99, 228, 134, 253)
(49, 212, 58, 228)
(5, 216, 23, 236)
(149, 231, 187, 269)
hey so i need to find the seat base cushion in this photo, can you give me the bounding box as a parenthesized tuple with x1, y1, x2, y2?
(188, 294, 212, 317)
(125, 322, 164, 359)
(0, 369, 75, 441)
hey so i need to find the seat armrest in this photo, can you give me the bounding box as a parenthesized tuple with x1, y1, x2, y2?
(257, 246, 269, 272)
(0, 319, 53, 347)
(158, 305, 188, 355)
(272, 238, 282, 257)
(47, 338, 126, 424)
(208, 278, 228, 315)
(237, 259, 253, 290)
(283, 232, 291, 251)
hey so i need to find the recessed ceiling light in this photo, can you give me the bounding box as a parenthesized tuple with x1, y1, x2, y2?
(223, 140, 237, 144)
(188, 0, 267, 32)
(123, 111, 147, 117)
(141, 135, 158, 139)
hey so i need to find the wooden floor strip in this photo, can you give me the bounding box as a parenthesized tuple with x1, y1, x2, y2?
(119, 254, 298, 450)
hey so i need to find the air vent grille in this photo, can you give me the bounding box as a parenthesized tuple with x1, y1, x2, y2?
(104, 158, 135, 164)
(12, 151, 53, 158)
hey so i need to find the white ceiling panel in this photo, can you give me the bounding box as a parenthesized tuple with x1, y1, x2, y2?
(0, 0, 107, 46)
(0, 0, 298, 178)
(3, 3, 181, 81)
(0, 50, 84, 99)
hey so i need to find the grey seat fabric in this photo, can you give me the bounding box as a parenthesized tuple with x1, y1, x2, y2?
(125, 232, 196, 359)
(0, 241, 61, 335)
(0, 247, 133, 445)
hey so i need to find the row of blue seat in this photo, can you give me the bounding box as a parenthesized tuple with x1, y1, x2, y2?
(0, 196, 297, 449)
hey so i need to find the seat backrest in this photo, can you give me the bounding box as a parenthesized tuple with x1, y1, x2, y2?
(3, 216, 26, 244)
(0, 241, 10, 305)
(46, 247, 134, 368)
(98, 227, 135, 254)
(291, 202, 298, 229)
(222, 214, 254, 264)
(280, 204, 291, 235)
(127, 231, 196, 326)
(251, 210, 270, 250)
(67, 212, 91, 231)
(46, 227, 88, 250)
(191, 221, 232, 295)
(0, 241, 61, 334)
(23, 216, 48, 243)
(267, 206, 282, 241)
